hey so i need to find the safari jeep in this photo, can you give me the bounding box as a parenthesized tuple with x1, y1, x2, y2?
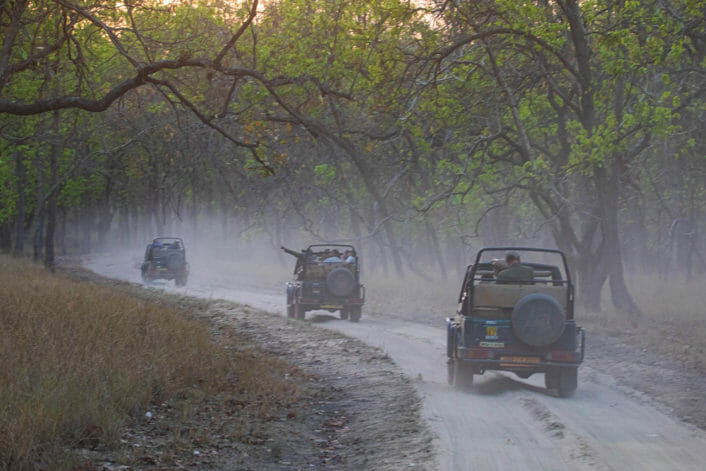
(141, 237, 189, 287)
(283, 244, 365, 322)
(446, 247, 585, 397)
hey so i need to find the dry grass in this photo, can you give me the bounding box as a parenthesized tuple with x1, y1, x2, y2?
(581, 275, 706, 370)
(0, 255, 298, 470)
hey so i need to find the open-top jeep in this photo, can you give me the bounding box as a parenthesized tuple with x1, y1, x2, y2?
(141, 237, 189, 286)
(446, 247, 585, 397)
(283, 244, 365, 322)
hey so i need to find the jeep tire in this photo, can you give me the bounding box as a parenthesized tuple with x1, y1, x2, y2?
(175, 270, 188, 287)
(447, 359, 456, 386)
(452, 361, 474, 390)
(446, 325, 457, 359)
(545, 370, 559, 390)
(557, 367, 578, 398)
(348, 305, 362, 322)
(295, 303, 306, 321)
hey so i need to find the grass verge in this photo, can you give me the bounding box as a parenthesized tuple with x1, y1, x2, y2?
(581, 275, 706, 370)
(0, 255, 299, 470)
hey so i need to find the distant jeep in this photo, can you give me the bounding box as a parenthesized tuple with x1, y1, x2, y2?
(141, 237, 189, 286)
(283, 244, 365, 322)
(446, 247, 585, 397)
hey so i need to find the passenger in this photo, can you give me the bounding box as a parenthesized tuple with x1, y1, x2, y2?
(323, 249, 342, 263)
(496, 251, 534, 284)
(491, 258, 507, 277)
(344, 249, 357, 265)
(479, 258, 506, 282)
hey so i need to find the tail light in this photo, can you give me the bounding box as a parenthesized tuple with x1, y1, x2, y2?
(467, 349, 490, 359)
(547, 350, 575, 362)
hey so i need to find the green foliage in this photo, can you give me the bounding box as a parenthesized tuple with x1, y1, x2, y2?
(0, 0, 702, 302)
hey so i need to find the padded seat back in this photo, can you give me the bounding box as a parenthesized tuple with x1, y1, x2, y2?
(473, 284, 567, 311)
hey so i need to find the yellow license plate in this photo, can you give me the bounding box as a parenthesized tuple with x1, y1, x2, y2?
(500, 356, 541, 364)
(321, 304, 343, 309)
(486, 326, 498, 337)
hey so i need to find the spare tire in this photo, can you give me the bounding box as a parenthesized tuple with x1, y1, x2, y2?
(326, 267, 356, 297)
(166, 252, 185, 270)
(512, 293, 565, 347)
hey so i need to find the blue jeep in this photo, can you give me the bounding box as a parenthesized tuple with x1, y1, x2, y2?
(141, 237, 189, 287)
(446, 247, 585, 397)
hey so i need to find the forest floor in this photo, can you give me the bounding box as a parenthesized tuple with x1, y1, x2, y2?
(59, 263, 435, 470)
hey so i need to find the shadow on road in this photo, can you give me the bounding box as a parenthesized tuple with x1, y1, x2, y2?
(309, 313, 340, 323)
(469, 373, 555, 398)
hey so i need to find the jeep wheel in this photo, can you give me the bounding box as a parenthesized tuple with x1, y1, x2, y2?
(556, 367, 578, 398)
(287, 305, 295, 319)
(175, 272, 188, 287)
(447, 359, 455, 386)
(512, 293, 565, 347)
(294, 303, 306, 320)
(340, 307, 349, 320)
(453, 361, 474, 390)
(348, 306, 362, 322)
(446, 325, 457, 359)
(545, 370, 559, 390)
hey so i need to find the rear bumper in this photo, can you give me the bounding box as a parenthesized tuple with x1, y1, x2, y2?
(288, 283, 365, 309)
(143, 265, 188, 280)
(454, 328, 585, 372)
(457, 357, 582, 370)
(295, 298, 365, 308)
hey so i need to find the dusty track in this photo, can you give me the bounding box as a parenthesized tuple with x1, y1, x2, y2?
(87, 254, 706, 471)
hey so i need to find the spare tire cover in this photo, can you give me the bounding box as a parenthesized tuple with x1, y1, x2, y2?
(512, 293, 566, 347)
(326, 267, 356, 297)
(166, 252, 185, 270)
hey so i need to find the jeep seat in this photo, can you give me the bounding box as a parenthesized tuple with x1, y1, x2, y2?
(472, 284, 568, 319)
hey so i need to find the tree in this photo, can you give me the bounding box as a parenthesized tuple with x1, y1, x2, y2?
(422, 0, 705, 317)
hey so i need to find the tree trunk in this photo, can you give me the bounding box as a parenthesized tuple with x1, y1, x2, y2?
(0, 223, 11, 253)
(575, 258, 607, 313)
(81, 207, 93, 254)
(44, 110, 60, 270)
(426, 221, 447, 279)
(57, 207, 66, 255)
(597, 167, 643, 320)
(13, 152, 26, 256)
(33, 153, 45, 262)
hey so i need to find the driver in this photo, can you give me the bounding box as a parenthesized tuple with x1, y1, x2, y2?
(496, 251, 534, 284)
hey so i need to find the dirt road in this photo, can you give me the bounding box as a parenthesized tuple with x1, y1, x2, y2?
(87, 254, 706, 470)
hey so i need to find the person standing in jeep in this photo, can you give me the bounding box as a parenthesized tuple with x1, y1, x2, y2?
(496, 250, 534, 284)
